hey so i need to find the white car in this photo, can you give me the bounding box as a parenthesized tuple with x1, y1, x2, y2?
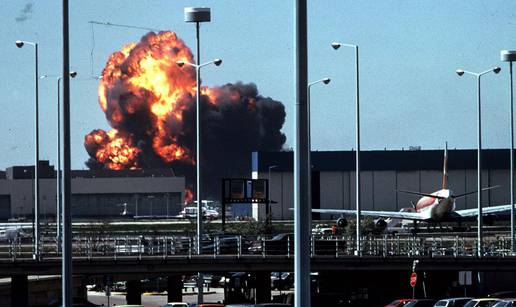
(463, 299, 501, 307)
(163, 303, 189, 307)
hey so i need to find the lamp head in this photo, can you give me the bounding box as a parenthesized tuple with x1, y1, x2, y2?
(493, 66, 501, 74)
(331, 42, 341, 50)
(322, 78, 331, 85)
(15, 40, 24, 48)
(456, 69, 465, 77)
(213, 58, 222, 66)
(70, 71, 78, 78)
(176, 60, 185, 67)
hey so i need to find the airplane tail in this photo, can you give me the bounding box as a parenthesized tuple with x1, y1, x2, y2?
(442, 142, 448, 190)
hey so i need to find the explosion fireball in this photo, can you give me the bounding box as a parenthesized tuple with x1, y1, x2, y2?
(85, 31, 286, 198)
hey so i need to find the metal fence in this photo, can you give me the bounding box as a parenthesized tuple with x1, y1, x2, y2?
(0, 233, 515, 260)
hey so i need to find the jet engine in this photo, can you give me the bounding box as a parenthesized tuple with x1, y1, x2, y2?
(374, 218, 388, 232)
(337, 217, 348, 228)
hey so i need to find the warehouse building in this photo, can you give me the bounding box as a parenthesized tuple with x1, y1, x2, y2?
(0, 161, 185, 220)
(252, 149, 514, 221)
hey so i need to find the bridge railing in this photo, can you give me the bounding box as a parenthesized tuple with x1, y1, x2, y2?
(1, 233, 515, 260)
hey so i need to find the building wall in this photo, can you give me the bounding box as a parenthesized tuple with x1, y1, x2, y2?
(259, 168, 512, 221)
(0, 176, 185, 220)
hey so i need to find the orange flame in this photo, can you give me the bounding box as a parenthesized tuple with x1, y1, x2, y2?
(184, 187, 193, 205)
(89, 31, 202, 169)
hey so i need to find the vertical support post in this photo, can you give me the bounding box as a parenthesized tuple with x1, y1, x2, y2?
(294, 0, 311, 306)
(477, 75, 483, 258)
(221, 180, 226, 232)
(57, 77, 62, 252)
(510, 61, 515, 253)
(62, 0, 73, 305)
(11, 275, 28, 307)
(194, 21, 204, 304)
(354, 45, 361, 256)
(34, 42, 40, 259)
(126, 280, 142, 305)
(167, 275, 183, 303)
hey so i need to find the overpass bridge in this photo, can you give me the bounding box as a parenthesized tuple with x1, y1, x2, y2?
(2, 233, 516, 306)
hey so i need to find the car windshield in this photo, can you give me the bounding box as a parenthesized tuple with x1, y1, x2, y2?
(435, 301, 449, 307)
(492, 302, 508, 307)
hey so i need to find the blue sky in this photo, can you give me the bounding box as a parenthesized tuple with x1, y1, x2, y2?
(1, 1, 516, 169)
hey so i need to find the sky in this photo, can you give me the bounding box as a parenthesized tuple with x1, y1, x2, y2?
(1, 1, 516, 170)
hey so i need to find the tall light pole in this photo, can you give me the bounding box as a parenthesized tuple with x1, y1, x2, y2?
(331, 41, 361, 255)
(177, 55, 221, 303)
(41, 72, 77, 248)
(307, 78, 331, 227)
(456, 66, 501, 257)
(183, 8, 213, 303)
(15, 39, 40, 259)
(502, 50, 516, 254)
(294, 0, 309, 306)
(268, 165, 278, 219)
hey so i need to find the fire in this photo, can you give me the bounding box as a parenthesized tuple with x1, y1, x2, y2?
(84, 30, 288, 196)
(184, 187, 193, 205)
(84, 129, 140, 170)
(86, 31, 199, 169)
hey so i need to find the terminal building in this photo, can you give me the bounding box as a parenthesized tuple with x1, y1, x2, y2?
(252, 148, 514, 221)
(0, 161, 185, 221)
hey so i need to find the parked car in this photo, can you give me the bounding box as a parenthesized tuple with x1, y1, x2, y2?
(463, 299, 501, 307)
(385, 299, 416, 307)
(434, 298, 474, 307)
(163, 303, 189, 307)
(492, 299, 516, 307)
(271, 272, 293, 290)
(405, 300, 437, 307)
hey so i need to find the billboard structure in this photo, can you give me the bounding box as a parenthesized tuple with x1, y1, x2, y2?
(221, 178, 269, 230)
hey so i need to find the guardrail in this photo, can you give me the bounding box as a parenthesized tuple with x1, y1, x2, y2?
(1, 233, 515, 261)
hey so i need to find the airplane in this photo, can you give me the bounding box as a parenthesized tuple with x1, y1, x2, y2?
(313, 143, 513, 232)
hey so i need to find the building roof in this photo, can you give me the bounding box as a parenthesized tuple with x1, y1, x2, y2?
(4, 161, 177, 180)
(253, 149, 513, 172)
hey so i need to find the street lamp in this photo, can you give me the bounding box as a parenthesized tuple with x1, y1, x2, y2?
(456, 66, 501, 257)
(332, 41, 362, 255)
(307, 78, 331, 227)
(183, 7, 217, 304)
(16, 39, 40, 259)
(41, 71, 77, 248)
(501, 50, 516, 254)
(176, 56, 221, 246)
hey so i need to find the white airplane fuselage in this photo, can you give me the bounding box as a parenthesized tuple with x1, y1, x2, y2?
(415, 189, 456, 220)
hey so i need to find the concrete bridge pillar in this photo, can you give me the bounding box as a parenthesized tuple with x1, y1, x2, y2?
(11, 274, 28, 307)
(254, 271, 271, 303)
(167, 275, 183, 302)
(126, 279, 142, 305)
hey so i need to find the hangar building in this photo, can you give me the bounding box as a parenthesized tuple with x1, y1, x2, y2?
(252, 149, 514, 221)
(0, 161, 185, 220)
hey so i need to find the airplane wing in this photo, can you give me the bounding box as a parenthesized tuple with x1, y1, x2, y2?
(312, 209, 427, 221)
(455, 204, 514, 217)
